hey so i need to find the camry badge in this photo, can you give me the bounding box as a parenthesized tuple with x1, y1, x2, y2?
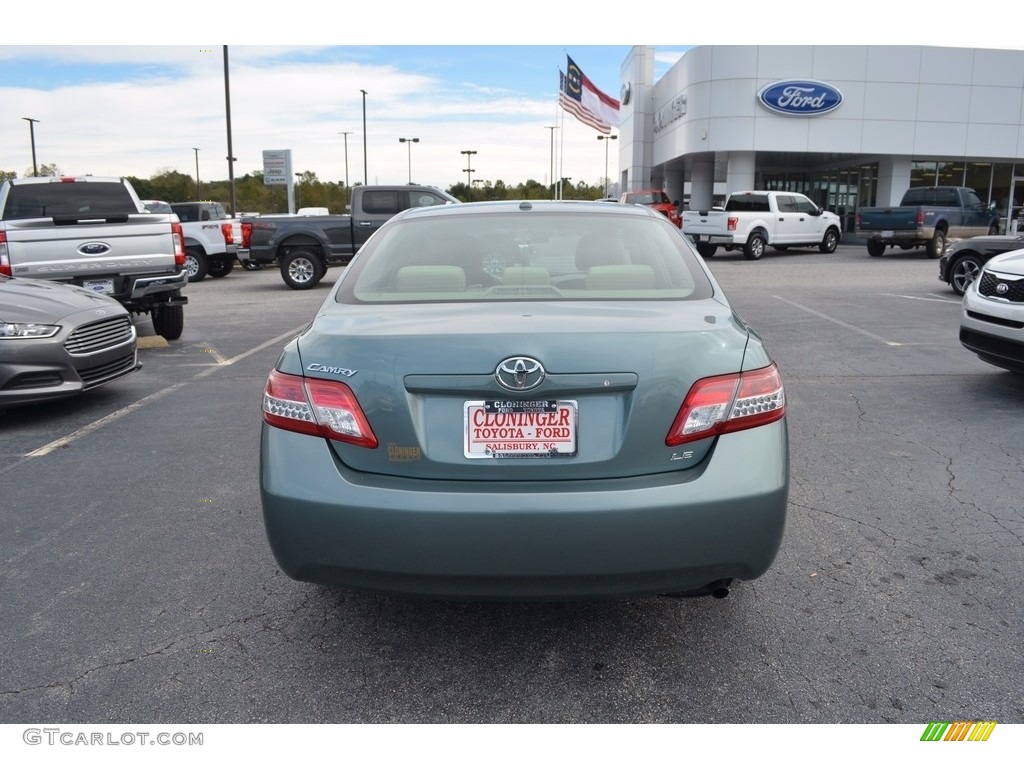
(495, 356, 545, 392)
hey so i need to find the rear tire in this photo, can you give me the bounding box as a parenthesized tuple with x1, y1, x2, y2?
(743, 232, 766, 260)
(695, 243, 717, 259)
(185, 248, 208, 282)
(867, 240, 886, 257)
(926, 229, 946, 259)
(207, 258, 234, 278)
(151, 304, 184, 340)
(280, 248, 326, 290)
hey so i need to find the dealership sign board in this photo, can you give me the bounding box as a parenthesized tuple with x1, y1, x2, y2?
(262, 149, 293, 186)
(757, 80, 843, 116)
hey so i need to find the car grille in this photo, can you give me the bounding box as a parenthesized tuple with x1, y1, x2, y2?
(978, 271, 1024, 302)
(79, 352, 137, 387)
(64, 316, 134, 355)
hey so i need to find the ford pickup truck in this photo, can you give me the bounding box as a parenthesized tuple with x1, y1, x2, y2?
(855, 186, 999, 258)
(682, 191, 842, 260)
(242, 185, 459, 289)
(0, 176, 188, 340)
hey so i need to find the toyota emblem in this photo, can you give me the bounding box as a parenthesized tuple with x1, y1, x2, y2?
(495, 356, 546, 392)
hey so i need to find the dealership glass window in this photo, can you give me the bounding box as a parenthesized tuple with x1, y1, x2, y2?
(964, 163, 994, 203)
(937, 161, 965, 187)
(991, 163, 1014, 233)
(910, 161, 937, 187)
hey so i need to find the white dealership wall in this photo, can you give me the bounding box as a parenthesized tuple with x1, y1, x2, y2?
(619, 45, 1024, 209)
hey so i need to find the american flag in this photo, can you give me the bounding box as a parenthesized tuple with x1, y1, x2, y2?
(559, 56, 620, 134)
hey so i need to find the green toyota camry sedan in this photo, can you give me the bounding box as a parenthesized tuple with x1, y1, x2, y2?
(260, 200, 788, 600)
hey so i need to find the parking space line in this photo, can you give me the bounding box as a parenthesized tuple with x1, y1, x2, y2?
(882, 293, 961, 305)
(772, 295, 901, 346)
(7, 324, 308, 467)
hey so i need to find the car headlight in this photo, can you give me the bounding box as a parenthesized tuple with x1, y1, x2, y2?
(0, 322, 61, 338)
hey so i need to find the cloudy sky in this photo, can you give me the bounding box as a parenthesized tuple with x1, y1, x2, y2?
(0, 41, 682, 193)
(1, 6, 1017, 196)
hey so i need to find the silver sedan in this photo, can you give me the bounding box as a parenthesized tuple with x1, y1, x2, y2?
(0, 275, 139, 407)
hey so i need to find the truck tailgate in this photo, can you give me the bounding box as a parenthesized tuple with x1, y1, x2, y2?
(682, 210, 730, 236)
(2, 215, 179, 279)
(857, 207, 919, 231)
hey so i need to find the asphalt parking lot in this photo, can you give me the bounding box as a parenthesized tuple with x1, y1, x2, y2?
(1, 243, 1022, 724)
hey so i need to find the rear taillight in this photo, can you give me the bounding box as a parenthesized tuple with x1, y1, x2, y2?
(665, 363, 785, 446)
(221, 222, 234, 245)
(0, 230, 9, 276)
(916, 209, 925, 225)
(727, 216, 739, 232)
(171, 222, 185, 266)
(241, 221, 252, 249)
(262, 369, 378, 448)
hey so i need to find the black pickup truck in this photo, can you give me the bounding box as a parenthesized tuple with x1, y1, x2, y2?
(242, 185, 459, 289)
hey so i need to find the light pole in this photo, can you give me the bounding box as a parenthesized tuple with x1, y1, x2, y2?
(596, 134, 618, 198)
(295, 173, 302, 209)
(192, 147, 200, 198)
(360, 90, 368, 185)
(337, 131, 351, 189)
(22, 117, 39, 177)
(460, 150, 477, 201)
(545, 125, 557, 199)
(398, 137, 419, 183)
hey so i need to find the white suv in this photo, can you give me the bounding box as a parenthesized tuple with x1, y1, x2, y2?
(960, 248, 1024, 374)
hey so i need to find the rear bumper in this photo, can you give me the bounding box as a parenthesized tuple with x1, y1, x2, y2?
(126, 268, 189, 300)
(260, 421, 789, 600)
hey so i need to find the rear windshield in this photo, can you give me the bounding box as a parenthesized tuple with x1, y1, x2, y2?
(2, 181, 136, 220)
(338, 211, 714, 304)
(171, 203, 228, 222)
(725, 194, 770, 212)
(623, 192, 668, 205)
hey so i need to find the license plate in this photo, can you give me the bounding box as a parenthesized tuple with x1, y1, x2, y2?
(464, 400, 577, 459)
(83, 279, 114, 294)
(881, 230, 894, 238)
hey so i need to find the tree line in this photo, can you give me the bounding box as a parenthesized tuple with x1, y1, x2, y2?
(0, 166, 613, 213)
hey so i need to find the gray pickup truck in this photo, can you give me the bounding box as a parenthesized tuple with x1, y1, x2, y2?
(241, 185, 459, 289)
(856, 186, 999, 258)
(0, 176, 188, 339)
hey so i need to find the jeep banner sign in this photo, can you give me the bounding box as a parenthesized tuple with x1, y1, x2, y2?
(757, 80, 843, 116)
(262, 149, 292, 186)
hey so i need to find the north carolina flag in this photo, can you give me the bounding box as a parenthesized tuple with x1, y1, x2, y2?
(559, 55, 620, 134)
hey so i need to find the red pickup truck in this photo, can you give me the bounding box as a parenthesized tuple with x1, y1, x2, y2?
(620, 189, 682, 228)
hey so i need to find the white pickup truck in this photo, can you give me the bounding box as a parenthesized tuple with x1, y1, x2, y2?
(0, 176, 188, 339)
(682, 191, 842, 260)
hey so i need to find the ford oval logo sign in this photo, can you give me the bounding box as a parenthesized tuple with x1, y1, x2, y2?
(79, 242, 111, 255)
(758, 80, 843, 116)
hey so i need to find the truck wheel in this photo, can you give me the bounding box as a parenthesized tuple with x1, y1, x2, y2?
(926, 229, 946, 259)
(207, 259, 234, 278)
(151, 304, 184, 340)
(185, 248, 208, 282)
(819, 228, 840, 254)
(867, 240, 886, 257)
(743, 232, 766, 260)
(949, 254, 982, 296)
(695, 243, 717, 259)
(280, 249, 326, 290)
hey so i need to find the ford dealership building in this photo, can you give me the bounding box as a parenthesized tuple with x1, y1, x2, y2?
(618, 45, 1024, 234)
